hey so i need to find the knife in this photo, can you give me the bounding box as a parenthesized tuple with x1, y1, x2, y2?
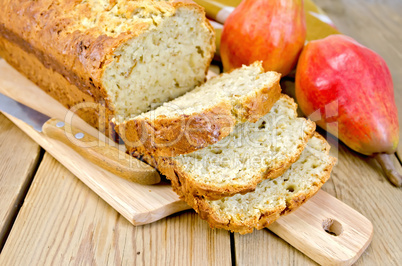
(0, 93, 160, 185)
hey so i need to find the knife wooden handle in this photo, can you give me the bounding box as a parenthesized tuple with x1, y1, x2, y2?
(42, 118, 161, 185)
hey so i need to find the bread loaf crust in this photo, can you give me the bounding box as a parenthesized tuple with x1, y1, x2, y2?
(0, 35, 110, 132)
(118, 73, 282, 157)
(0, 0, 214, 135)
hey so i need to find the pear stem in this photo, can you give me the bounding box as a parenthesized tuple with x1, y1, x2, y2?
(375, 153, 402, 187)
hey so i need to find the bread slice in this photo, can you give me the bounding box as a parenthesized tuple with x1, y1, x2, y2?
(170, 133, 336, 234)
(116, 62, 282, 157)
(144, 95, 316, 199)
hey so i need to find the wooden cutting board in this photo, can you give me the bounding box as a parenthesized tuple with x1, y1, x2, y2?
(0, 59, 373, 265)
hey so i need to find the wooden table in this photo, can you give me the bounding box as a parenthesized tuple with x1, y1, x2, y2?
(0, 0, 401, 264)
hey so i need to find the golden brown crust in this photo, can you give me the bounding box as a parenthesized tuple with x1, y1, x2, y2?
(0, 35, 113, 134)
(0, 0, 214, 137)
(159, 157, 335, 234)
(118, 101, 236, 157)
(150, 132, 336, 234)
(117, 73, 282, 157)
(281, 158, 336, 216)
(146, 118, 315, 200)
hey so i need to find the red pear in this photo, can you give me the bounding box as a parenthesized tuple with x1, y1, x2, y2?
(295, 34, 400, 185)
(220, 0, 306, 76)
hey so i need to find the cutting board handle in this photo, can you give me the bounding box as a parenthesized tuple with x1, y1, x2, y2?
(268, 190, 373, 266)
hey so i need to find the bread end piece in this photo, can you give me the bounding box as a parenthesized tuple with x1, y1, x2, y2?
(161, 133, 337, 234)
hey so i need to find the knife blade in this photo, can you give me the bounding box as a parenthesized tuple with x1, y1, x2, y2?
(0, 92, 48, 132)
(0, 93, 160, 185)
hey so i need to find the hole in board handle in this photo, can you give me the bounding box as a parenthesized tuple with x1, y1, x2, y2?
(322, 218, 343, 236)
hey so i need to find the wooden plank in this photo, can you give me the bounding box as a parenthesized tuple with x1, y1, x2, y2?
(235, 2, 402, 264)
(233, 189, 373, 265)
(234, 232, 315, 265)
(324, 136, 402, 265)
(2, 112, 190, 226)
(312, 0, 402, 158)
(309, 3, 402, 264)
(0, 153, 232, 265)
(268, 190, 373, 266)
(235, 133, 402, 265)
(0, 113, 41, 248)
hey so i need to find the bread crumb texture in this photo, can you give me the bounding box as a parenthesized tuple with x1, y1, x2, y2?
(138, 62, 280, 121)
(117, 62, 282, 157)
(158, 95, 316, 199)
(177, 95, 314, 185)
(102, 1, 215, 119)
(200, 133, 337, 234)
(1, 0, 215, 120)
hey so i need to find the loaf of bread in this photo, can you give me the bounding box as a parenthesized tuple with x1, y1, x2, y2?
(116, 62, 281, 157)
(139, 95, 316, 199)
(0, 0, 215, 136)
(165, 133, 337, 234)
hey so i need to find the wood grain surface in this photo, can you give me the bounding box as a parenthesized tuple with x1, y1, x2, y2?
(234, 137, 402, 265)
(313, 1, 402, 263)
(0, 114, 41, 249)
(235, 0, 402, 264)
(0, 153, 232, 265)
(0, 0, 401, 265)
(2, 112, 190, 226)
(42, 118, 161, 185)
(0, 62, 374, 264)
(268, 190, 373, 265)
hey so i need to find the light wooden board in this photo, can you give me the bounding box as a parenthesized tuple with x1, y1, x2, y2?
(235, 187, 374, 266)
(3, 111, 190, 225)
(235, 140, 402, 265)
(2, 114, 375, 265)
(0, 53, 375, 264)
(324, 136, 402, 265)
(268, 190, 373, 265)
(0, 153, 232, 265)
(0, 113, 41, 249)
(0, 60, 191, 225)
(211, 0, 402, 264)
(234, 190, 375, 266)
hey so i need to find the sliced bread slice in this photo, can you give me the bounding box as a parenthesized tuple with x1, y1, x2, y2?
(116, 62, 282, 157)
(145, 95, 316, 200)
(169, 133, 337, 234)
